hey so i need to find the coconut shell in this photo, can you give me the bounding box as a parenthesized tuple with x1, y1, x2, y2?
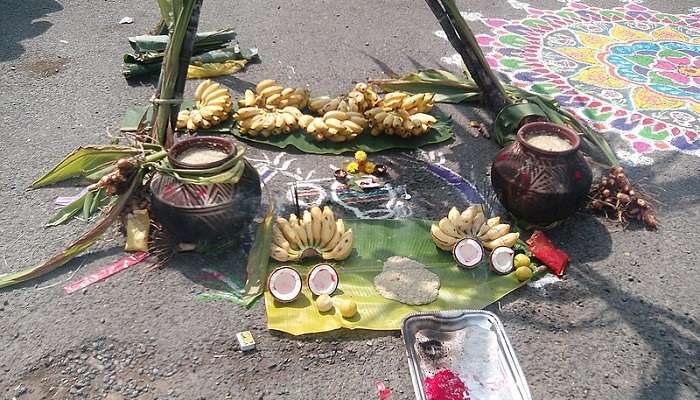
(488, 246, 515, 275)
(307, 263, 339, 296)
(452, 238, 484, 270)
(267, 266, 302, 303)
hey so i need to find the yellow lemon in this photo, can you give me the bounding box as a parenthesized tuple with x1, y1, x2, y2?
(513, 254, 531, 268)
(515, 266, 533, 282)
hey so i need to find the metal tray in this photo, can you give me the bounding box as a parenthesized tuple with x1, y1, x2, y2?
(402, 310, 532, 400)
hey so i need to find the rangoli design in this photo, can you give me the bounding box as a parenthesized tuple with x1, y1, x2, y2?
(456, 2, 700, 157)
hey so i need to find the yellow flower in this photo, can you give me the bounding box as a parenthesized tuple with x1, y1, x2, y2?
(346, 161, 359, 173)
(354, 151, 367, 162)
(363, 161, 376, 174)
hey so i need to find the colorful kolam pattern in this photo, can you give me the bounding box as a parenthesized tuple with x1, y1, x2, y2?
(470, 2, 700, 157)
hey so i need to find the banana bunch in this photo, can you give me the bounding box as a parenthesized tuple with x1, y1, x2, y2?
(271, 206, 354, 262)
(430, 205, 520, 251)
(365, 108, 437, 138)
(308, 83, 380, 115)
(235, 106, 304, 137)
(239, 79, 309, 110)
(378, 92, 434, 114)
(176, 80, 233, 131)
(298, 110, 368, 142)
(363, 92, 436, 138)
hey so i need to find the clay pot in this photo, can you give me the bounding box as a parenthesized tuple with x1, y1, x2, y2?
(491, 122, 592, 224)
(149, 137, 261, 244)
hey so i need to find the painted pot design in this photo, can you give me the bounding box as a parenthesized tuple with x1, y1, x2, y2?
(491, 122, 592, 224)
(149, 137, 261, 244)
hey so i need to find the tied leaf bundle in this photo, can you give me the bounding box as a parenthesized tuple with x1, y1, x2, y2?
(123, 29, 258, 79)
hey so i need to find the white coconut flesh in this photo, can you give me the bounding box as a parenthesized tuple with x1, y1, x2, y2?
(269, 267, 302, 302)
(490, 247, 515, 274)
(308, 264, 339, 296)
(453, 238, 484, 268)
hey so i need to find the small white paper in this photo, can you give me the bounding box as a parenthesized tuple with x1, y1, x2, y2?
(119, 17, 134, 24)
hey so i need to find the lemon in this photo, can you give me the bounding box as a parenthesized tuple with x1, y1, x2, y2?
(515, 266, 533, 282)
(513, 254, 531, 268)
(337, 299, 358, 319)
(315, 294, 333, 312)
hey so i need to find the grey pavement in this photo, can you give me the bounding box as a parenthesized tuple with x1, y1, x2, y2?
(0, 1, 698, 399)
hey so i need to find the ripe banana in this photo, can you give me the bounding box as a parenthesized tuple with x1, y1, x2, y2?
(179, 80, 233, 132)
(269, 207, 353, 262)
(235, 106, 308, 137)
(308, 83, 379, 115)
(239, 79, 309, 110)
(302, 110, 368, 142)
(322, 229, 353, 261)
(430, 205, 516, 252)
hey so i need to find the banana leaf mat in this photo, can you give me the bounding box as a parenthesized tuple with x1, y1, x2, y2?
(265, 219, 527, 335)
(121, 105, 453, 155)
(231, 116, 454, 155)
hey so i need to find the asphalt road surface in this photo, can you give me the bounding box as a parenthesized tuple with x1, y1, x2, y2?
(1, 0, 698, 399)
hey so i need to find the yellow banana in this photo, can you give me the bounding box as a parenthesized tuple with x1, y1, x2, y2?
(195, 80, 213, 102)
(255, 79, 277, 93)
(310, 206, 323, 245)
(483, 232, 520, 250)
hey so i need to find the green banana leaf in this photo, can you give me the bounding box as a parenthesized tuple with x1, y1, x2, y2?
(127, 29, 236, 53)
(242, 179, 274, 305)
(373, 69, 480, 103)
(123, 46, 257, 79)
(233, 116, 454, 155)
(265, 219, 529, 335)
(31, 146, 141, 189)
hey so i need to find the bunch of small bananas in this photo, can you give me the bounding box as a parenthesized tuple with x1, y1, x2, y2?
(364, 92, 436, 138)
(271, 206, 354, 262)
(177, 80, 233, 131)
(298, 111, 368, 142)
(308, 83, 380, 114)
(239, 79, 309, 110)
(430, 205, 520, 251)
(235, 106, 304, 136)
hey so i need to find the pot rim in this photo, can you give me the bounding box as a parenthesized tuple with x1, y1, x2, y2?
(168, 136, 236, 170)
(516, 121, 580, 156)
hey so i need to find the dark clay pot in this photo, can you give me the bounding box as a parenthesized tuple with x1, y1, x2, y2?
(149, 137, 261, 244)
(491, 122, 592, 224)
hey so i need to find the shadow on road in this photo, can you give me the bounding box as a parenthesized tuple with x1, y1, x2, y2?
(0, 0, 63, 62)
(576, 264, 699, 399)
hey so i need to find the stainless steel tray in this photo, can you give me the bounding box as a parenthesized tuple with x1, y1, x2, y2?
(402, 310, 532, 400)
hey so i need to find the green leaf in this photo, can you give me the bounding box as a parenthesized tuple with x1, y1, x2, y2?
(122, 45, 258, 79)
(120, 102, 235, 133)
(31, 146, 140, 189)
(46, 193, 87, 227)
(0, 172, 143, 289)
(242, 175, 274, 306)
(374, 79, 480, 103)
(233, 116, 454, 155)
(128, 29, 236, 53)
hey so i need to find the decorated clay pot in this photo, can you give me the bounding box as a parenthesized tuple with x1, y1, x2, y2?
(149, 136, 261, 244)
(491, 122, 592, 224)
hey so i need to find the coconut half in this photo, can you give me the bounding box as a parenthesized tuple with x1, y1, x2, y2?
(268, 267, 302, 303)
(307, 263, 339, 296)
(452, 238, 484, 269)
(489, 246, 515, 275)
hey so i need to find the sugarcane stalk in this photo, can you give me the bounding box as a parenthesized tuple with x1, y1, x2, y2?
(168, 0, 203, 145)
(424, 0, 511, 111)
(150, 0, 201, 147)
